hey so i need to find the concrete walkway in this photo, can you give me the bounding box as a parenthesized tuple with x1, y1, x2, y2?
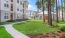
(3, 21, 30, 38)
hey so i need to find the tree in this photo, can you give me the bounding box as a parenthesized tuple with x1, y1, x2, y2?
(61, 0, 64, 21)
(36, 0, 42, 10)
(51, 0, 55, 20)
(42, 0, 45, 22)
(58, 6, 61, 20)
(48, 0, 52, 26)
(63, 0, 65, 20)
(56, 0, 59, 23)
(36, 0, 45, 22)
(36, 0, 55, 26)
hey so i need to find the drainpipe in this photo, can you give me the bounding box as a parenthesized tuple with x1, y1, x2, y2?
(23, 3, 24, 20)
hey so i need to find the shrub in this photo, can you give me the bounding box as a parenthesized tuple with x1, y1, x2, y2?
(7, 20, 14, 22)
(60, 26, 65, 31)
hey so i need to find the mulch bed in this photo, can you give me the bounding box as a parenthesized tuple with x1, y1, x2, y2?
(26, 31, 65, 38)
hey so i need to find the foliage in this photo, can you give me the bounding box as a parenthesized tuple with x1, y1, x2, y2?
(36, 1, 42, 9)
(7, 20, 15, 22)
(60, 26, 65, 31)
(0, 26, 12, 38)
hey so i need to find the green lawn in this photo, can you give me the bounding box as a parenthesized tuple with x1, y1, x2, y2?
(0, 26, 12, 38)
(13, 21, 59, 35)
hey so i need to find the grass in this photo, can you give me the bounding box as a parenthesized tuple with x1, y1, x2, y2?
(0, 20, 21, 25)
(0, 26, 12, 38)
(52, 20, 65, 27)
(0, 20, 29, 25)
(13, 21, 59, 35)
(0, 22, 13, 25)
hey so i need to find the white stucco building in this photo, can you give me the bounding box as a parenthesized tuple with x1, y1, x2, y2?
(28, 10, 37, 19)
(37, 11, 57, 20)
(0, 0, 28, 22)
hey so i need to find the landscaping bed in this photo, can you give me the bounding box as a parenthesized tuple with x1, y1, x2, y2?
(26, 30, 65, 38)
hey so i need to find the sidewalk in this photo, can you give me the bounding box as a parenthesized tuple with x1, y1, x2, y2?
(3, 21, 30, 38)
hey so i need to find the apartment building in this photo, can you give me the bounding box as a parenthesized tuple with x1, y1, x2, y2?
(28, 10, 37, 19)
(0, 0, 28, 22)
(22, 0, 28, 19)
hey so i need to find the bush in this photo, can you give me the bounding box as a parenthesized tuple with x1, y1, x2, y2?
(7, 20, 15, 22)
(16, 19, 29, 21)
(60, 26, 65, 31)
(7, 19, 29, 22)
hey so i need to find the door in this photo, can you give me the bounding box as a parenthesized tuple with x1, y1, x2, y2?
(10, 13, 13, 20)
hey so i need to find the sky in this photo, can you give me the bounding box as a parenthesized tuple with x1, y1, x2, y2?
(27, 0, 37, 11)
(27, 0, 62, 11)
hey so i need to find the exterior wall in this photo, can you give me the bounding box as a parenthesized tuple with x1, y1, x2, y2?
(1, 0, 10, 11)
(22, 0, 28, 19)
(0, 0, 1, 21)
(28, 10, 37, 19)
(0, 10, 1, 22)
(0, 0, 28, 22)
(38, 14, 43, 20)
(0, 0, 1, 9)
(0, 0, 11, 22)
(0, 10, 10, 22)
(45, 14, 48, 20)
(13, 0, 23, 20)
(37, 14, 48, 20)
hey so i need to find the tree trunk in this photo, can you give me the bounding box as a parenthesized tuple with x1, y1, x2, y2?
(64, 0, 65, 21)
(58, 0, 60, 21)
(56, 0, 58, 22)
(61, 0, 64, 21)
(48, 0, 52, 26)
(52, 6, 54, 20)
(42, 0, 45, 22)
(59, 9, 60, 20)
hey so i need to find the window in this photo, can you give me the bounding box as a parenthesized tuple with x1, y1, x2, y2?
(20, 1, 22, 5)
(4, 13, 9, 19)
(30, 12, 31, 15)
(17, 0, 19, 3)
(4, 3, 7, 7)
(17, 15, 19, 19)
(6, 1, 8, 3)
(7, 4, 9, 8)
(17, 8, 19, 11)
(4, 0, 8, 3)
(11, 0, 13, 2)
(11, 4, 13, 11)
(20, 9, 22, 12)
(20, 8, 22, 12)
(4, 3, 9, 8)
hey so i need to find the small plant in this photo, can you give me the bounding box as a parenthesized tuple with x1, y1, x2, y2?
(60, 26, 65, 32)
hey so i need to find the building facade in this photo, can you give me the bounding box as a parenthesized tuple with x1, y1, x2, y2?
(28, 10, 37, 19)
(37, 11, 55, 20)
(0, 0, 28, 22)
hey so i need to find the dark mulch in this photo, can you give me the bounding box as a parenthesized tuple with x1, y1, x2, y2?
(26, 31, 65, 38)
